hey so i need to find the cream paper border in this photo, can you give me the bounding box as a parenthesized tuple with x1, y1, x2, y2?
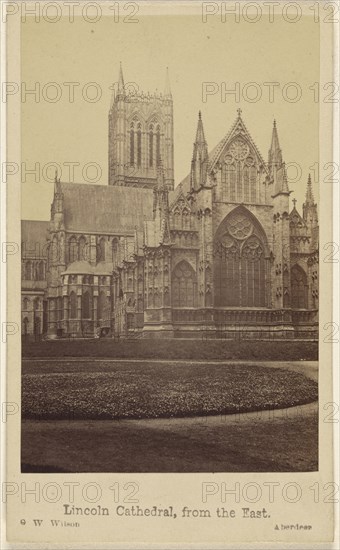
(2, 1, 338, 547)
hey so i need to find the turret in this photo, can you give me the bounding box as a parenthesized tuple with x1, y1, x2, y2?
(190, 111, 209, 191)
(51, 170, 64, 229)
(268, 119, 282, 168)
(109, 63, 127, 185)
(269, 120, 290, 197)
(109, 64, 174, 189)
(303, 173, 318, 228)
(153, 161, 171, 244)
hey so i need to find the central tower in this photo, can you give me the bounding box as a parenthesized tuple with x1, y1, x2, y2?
(108, 64, 174, 190)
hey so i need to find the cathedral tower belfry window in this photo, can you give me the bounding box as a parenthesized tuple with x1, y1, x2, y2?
(108, 64, 174, 189)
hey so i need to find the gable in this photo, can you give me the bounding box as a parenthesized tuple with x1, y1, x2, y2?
(209, 115, 269, 174)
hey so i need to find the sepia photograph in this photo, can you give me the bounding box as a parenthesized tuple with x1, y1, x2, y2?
(4, 1, 339, 546)
(18, 8, 321, 475)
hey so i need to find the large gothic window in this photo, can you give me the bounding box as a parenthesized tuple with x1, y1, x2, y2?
(112, 238, 119, 264)
(97, 237, 105, 263)
(38, 260, 45, 280)
(25, 261, 32, 280)
(214, 209, 267, 307)
(291, 265, 308, 309)
(130, 118, 142, 166)
(69, 237, 78, 263)
(137, 123, 142, 167)
(130, 123, 134, 165)
(148, 122, 161, 167)
(156, 125, 161, 165)
(171, 261, 196, 308)
(78, 236, 86, 261)
(149, 125, 154, 167)
(221, 139, 258, 203)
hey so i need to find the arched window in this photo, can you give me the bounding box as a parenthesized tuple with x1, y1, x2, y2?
(149, 124, 154, 167)
(214, 208, 267, 307)
(291, 265, 308, 309)
(182, 208, 190, 230)
(82, 291, 90, 319)
(97, 237, 105, 262)
(171, 261, 196, 308)
(130, 122, 134, 165)
(25, 261, 32, 280)
(98, 291, 108, 320)
(69, 291, 77, 319)
(156, 125, 161, 165)
(38, 260, 44, 280)
(23, 317, 29, 335)
(137, 123, 142, 167)
(222, 158, 236, 202)
(34, 298, 40, 311)
(221, 141, 258, 203)
(112, 238, 119, 262)
(23, 298, 29, 312)
(78, 236, 86, 261)
(49, 235, 58, 264)
(69, 237, 78, 263)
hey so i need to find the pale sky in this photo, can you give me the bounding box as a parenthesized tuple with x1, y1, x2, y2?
(21, 13, 319, 220)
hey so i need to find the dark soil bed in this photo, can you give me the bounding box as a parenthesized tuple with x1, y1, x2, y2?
(22, 362, 318, 420)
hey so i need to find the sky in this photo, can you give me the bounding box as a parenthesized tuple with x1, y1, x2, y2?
(21, 10, 320, 220)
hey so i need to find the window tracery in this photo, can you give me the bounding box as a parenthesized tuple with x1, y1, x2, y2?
(221, 138, 258, 203)
(171, 261, 196, 308)
(214, 209, 267, 307)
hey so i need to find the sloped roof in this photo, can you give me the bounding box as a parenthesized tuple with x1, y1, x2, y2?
(21, 220, 49, 257)
(289, 206, 306, 226)
(60, 182, 154, 234)
(22, 220, 49, 243)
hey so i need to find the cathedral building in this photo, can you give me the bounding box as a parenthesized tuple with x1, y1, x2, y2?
(21, 65, 319, 340)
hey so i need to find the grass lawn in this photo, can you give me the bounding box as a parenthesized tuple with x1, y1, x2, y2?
(22, 361, 318, 420)
(21, 408, 318, 472)
(22, 339, 318, 361)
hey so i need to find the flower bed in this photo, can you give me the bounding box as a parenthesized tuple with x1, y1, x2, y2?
(22, 362, 318, 420)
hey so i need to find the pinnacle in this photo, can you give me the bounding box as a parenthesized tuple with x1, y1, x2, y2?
(269, 118, 282, 166)
(118, 62, 125, 93)
(305, 173, 314, 204)
(195, 110, 206, 144)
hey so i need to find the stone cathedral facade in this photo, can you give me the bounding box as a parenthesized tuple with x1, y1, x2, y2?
(21, 66, 319, 340)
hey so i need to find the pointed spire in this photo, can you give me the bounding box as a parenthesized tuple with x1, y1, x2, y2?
(303, 173, 318, 225)
(164, 66, 172, 98)
(305, 173, 314, 204)
(114, 61, 125, 102)
(195, 110, 206, 144)
(191, 111, 209, 191)
(118, 61, 124, 92)
(268, 118, 282, 167)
